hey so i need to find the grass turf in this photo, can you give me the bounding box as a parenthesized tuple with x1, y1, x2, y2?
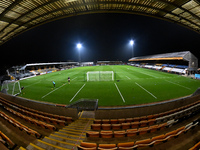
(17, 65, 200, 106)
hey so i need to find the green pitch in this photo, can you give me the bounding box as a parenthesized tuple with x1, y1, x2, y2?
(18, 65, 200, 106)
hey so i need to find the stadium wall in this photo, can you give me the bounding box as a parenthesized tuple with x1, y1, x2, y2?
(0, 92, 78, 119)
(184, 52, 198, 70)
(95, 93, 200, 119)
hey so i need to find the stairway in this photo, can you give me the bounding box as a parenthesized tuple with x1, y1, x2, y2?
(25, 111, 94, 150)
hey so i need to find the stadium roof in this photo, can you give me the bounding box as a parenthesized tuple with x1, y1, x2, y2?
(0, 0, 200, 46)
(128, 51, 193, 61)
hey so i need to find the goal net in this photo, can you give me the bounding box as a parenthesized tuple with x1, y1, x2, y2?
(86, 71, 114, 81)
(1, 80, 21, 96)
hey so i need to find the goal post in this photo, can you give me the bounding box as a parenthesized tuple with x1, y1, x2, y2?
(86, 71, 114, 81)
(1, 80, 21, 96)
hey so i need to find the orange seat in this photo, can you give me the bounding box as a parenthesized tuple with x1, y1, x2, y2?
(118, 118, 126, 124)
(77, 142, 97, 150)
(158, 123, 167, 130)
(98, 144, 117, 150)
(149, 125, 159, 133)
(118, 142, 135, 150)
(102, 119, 110, 124)
(122, 123, 130, 130)
(102, 124, 111, 130)
(130, 122, 139, 129)
(91, 124, 101, 130)
(135, 138, 151, 148)
(140, 116, 147, 121)
(112, 124, 121, 130)
(176, 126, 185, 135)
(147, 115, 154, 120)
(151, 134, 165, 145)
(164, 130, 177, 140)
(110, 119, 118, 124)
(148, 119, 155, 126)
(189, 141, 200, 150)
(94, 119, 102, 124)
(133, 117, 140, 122)
(140, 120, 148, 127)
(86, 131, 100, 138)
(138, 127, 149, 135)
(100, 131, 113, 138)
(125, 118, 133, 123)
(113, 130, 126, 138)
(126, 129, 138, 137)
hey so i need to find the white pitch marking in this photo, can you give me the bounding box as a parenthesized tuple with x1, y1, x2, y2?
(42, 83, 67, 99)
(25, 80, 41, 88)
(139, 71, 158, 78)
(72, 77, 77, 81)
(114, 83, 125, 103)
(70, 84, 86, 102)
(126, 76, 131, 80)
(165, 80, 191, 90)
(135, 82, 157, 99)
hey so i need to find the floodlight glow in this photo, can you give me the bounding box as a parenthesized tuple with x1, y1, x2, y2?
(130, 40, 134, 46)
(77, 43, 82, 49)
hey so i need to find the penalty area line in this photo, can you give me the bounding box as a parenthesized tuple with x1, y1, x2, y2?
(135, 82, 157, 99)
(70, 84, 86, 102)
(165, 80, 191, 90)
(114, 83, 125, 103)
(42, 83, 67, 99)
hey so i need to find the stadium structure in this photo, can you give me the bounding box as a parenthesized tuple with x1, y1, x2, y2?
(129, 51, 198, 74)
(0, 0, 200, 150)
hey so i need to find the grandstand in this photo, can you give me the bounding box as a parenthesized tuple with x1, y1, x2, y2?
(4, 62, 79, 80)
(0, 0, 200, 148)
(129, 51, 198, 75)
(0, 87, 200, 150)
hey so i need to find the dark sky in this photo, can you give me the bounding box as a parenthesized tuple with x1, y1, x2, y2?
(1, 13, 200, 75)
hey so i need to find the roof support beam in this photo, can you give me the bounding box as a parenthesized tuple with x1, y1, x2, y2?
(2, 1, 200, 42)
(0, 0, 23, 20)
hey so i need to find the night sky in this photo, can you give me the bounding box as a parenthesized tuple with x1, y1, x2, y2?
(1, 13, 200, 75)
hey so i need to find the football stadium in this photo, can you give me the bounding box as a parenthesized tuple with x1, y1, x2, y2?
(0, 1, 200, 150)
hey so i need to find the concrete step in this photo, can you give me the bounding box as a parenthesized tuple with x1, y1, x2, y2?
(26, 115, 94, 150)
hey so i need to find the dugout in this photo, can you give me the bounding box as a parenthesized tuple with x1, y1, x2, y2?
(129, 51, 198, 74)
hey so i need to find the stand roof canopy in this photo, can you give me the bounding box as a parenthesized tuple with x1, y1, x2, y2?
(0, 0, 200, 46)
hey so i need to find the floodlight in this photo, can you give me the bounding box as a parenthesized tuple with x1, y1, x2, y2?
(77, 43, 82, 49)
(130, 40, 134, 46)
